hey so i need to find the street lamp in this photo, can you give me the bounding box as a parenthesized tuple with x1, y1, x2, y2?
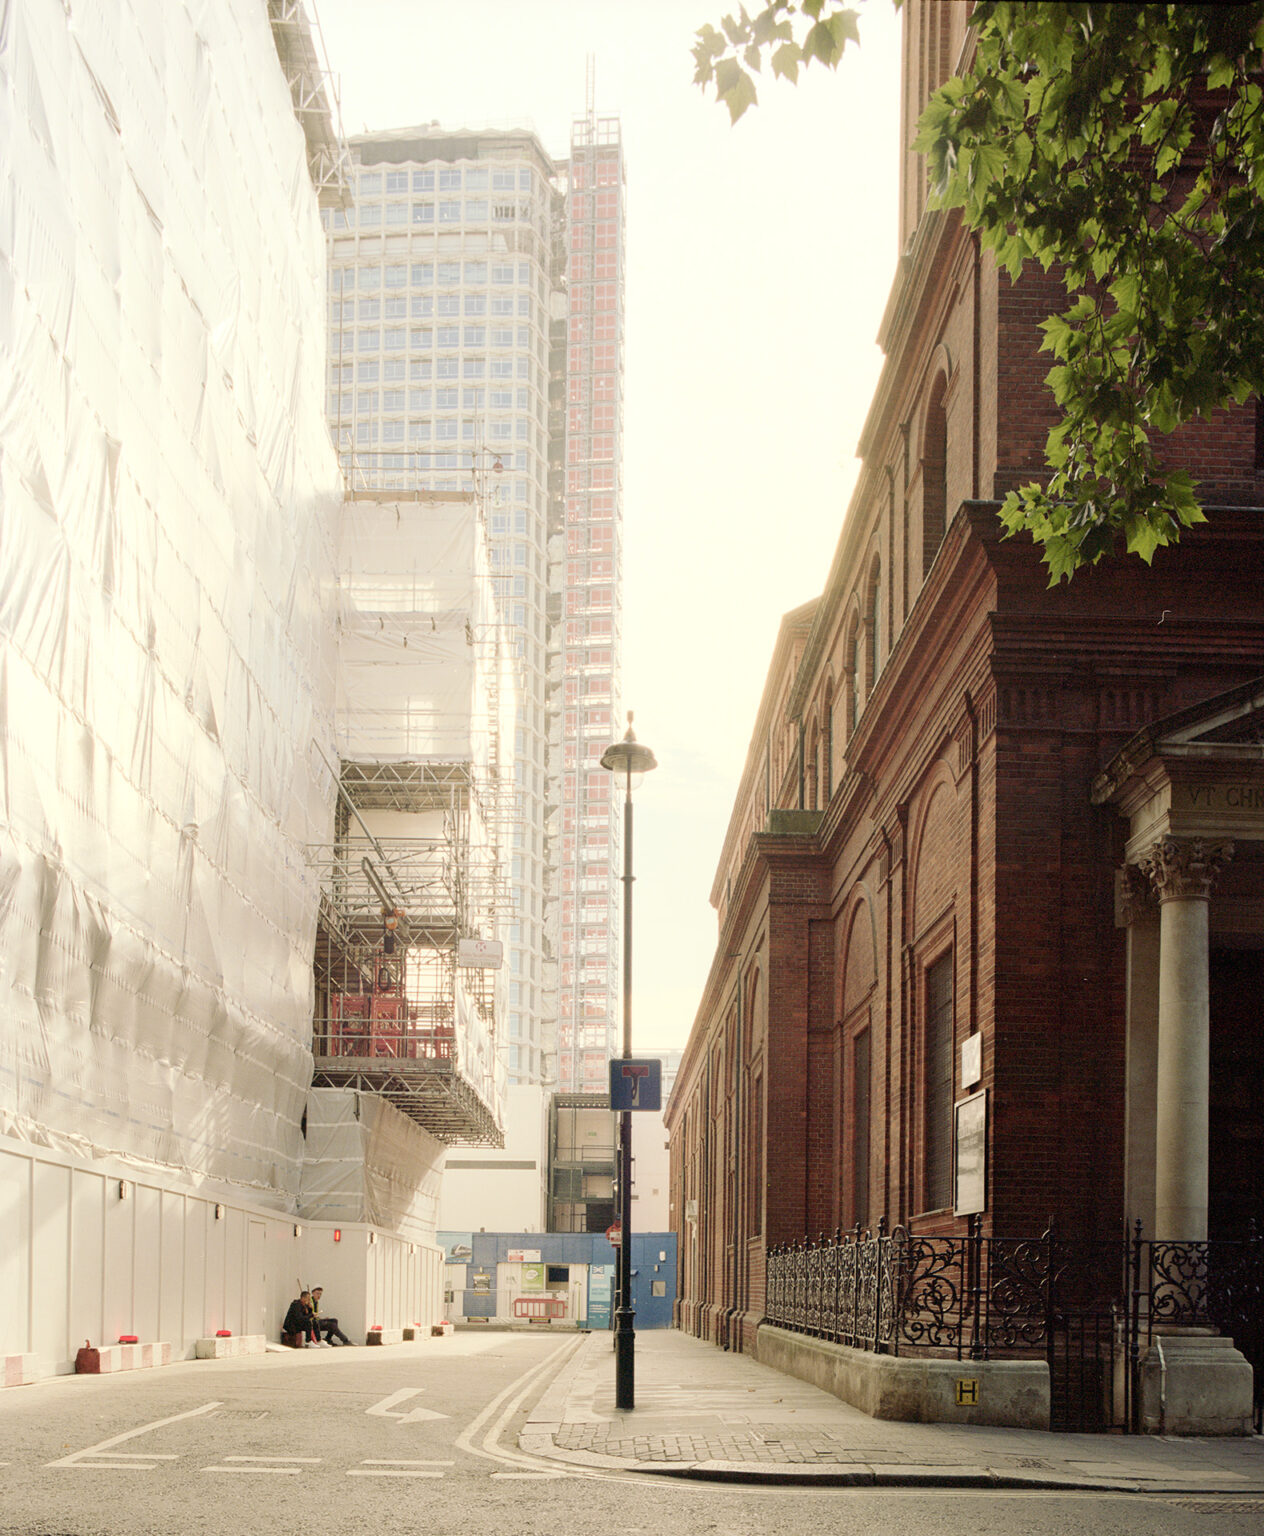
(600, 713, 657, 1412)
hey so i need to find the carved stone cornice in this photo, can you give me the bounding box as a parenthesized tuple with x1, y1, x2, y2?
(1137, 836, 1234, 901)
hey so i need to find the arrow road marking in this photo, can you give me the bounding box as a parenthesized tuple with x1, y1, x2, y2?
(366, 1387, 449, 1423)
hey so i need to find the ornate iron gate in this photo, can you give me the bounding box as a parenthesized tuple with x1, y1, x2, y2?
(765, 1218, 1263, 1434)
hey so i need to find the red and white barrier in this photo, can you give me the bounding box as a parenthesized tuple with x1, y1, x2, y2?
(194, 1335, 267, 1359)
(2, 1354, 42, 1388)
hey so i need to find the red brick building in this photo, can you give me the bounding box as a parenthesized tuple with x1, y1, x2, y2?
(665, 2, 1263, 1425)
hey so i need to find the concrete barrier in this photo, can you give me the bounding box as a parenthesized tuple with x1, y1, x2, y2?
(365, 1327, 404, 1346)
(78, 1342, 174, 1375)
(2, 1354, 43, 1388)
(194, 1335, 267, 1359)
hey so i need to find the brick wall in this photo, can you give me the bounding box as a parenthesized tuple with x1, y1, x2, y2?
(666, 0, 1264, 1347)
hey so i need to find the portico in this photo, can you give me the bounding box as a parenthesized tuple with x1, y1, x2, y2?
(1094, 679, 1264, 1433)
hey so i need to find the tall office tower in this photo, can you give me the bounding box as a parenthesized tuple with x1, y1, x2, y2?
(324, 128, 560, 1086)
(552, 113, 626, 1093)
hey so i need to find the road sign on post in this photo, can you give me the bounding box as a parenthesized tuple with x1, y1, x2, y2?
(608, 1058, 662, 1111)
(605, 1223, 621, 1247)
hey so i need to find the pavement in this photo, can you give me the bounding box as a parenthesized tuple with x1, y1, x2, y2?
(520, 1327, 1264, 1493)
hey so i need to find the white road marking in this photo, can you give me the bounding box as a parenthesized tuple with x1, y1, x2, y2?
(61, 1463, 152, 1473)
(455, 1338, 598, 1480)
(347, 1468, 444, 1478)
(77, 1453, 178, 1460)
(359, 1459, 454, 1466)
(203, 1454, 322, 1475)
(223, 1456, 323, 1463)
(491, 1471, 566, 1480)
(204, 1466, 303, 1475)
(48, 1402, 223, 1469)
(366, 1387, 448, 1423)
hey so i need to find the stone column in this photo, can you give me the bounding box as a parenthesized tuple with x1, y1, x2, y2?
(1136, 836, 1233, 1242)
(1133, 837, 1253, 1435)
(1117, 864, 1159, 1237)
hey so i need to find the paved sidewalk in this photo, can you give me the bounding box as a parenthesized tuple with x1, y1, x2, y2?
(521, 1328, 1264, 1491)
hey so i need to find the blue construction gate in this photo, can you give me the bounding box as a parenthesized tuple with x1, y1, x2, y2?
(440, 1230, 676, 1329)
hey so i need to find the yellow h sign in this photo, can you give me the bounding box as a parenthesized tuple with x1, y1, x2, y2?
(956, 1377, 980, 1406)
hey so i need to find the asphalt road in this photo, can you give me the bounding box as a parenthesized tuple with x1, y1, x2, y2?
(2, 1334, 1261, 1536)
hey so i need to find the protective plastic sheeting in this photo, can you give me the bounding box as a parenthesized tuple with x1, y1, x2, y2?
(0, 0, 341, 1200)
(335, 493, 516, 770)
(299, 1087, 444, 1241)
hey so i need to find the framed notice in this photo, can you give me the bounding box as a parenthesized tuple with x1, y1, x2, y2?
(954, 1090, 987, 1216)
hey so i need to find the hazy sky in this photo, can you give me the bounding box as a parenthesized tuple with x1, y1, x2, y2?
(311, 0, 904, 1049)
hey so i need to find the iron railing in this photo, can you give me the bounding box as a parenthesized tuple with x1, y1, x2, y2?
(765, 1218, 1262, 1432)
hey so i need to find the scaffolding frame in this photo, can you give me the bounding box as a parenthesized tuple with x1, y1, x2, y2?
(267, 0, 353, 210)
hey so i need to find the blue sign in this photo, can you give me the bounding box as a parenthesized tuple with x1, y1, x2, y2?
(608, 1058, 662, 1111)
(587, 1263, 614, 1330)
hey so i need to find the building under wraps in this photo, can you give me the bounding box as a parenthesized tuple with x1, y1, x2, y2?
(0, 0, 512, 1378)
(309, 490, 515, 1145)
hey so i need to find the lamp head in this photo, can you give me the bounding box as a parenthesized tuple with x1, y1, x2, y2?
(600, 712, 657, 777)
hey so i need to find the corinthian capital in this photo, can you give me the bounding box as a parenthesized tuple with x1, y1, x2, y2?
(1137, 836, 1234, 901)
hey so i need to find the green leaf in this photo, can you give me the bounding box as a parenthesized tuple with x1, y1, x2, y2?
(770, 42, 801, 83)
(721, 68, 759, 124)
(802, 19, 844, 66)
(826, 8, 861, 52)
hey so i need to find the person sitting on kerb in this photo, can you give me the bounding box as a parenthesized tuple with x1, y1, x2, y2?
(282, 1290, 318, 1347)
(310, 1286, 352, 1346)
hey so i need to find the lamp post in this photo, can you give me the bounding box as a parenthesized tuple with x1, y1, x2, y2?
(600, 713, 657, 1412)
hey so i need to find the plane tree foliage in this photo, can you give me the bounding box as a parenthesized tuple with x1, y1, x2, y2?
(693, 2, 1264, 582)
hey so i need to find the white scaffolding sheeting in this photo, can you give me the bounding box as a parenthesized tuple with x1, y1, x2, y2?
(335, 493, 516, 771)
(0, 0, 341, 1198)
(299, 1088, 444, 1241)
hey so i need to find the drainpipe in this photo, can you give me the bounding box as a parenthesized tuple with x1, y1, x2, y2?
(724, 972, 743, 1350)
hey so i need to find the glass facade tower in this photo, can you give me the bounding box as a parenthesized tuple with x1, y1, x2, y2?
(553, 114, 626, 1092)
(322, 117, 626, 1090)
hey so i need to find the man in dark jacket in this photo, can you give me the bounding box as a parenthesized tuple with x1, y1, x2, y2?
(282, 1290, 317, 1346)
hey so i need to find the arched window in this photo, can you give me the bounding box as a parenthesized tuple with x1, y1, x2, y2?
(866, 558, 883, 688)
(922, 374, 948, 578)
(822, 678, 834, 801)
(846, 611, 862, 738)
(805, 720, 819, 811)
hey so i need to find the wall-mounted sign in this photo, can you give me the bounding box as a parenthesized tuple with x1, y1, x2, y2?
(954, 1090, 987, 1216)
(961, 1032, 982, 1089)
(588, 1263, 614, 1330)
(457, 938, 503, 968)
(521, 1262, 544, 1292)
(506, 1248, 540, 1263)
